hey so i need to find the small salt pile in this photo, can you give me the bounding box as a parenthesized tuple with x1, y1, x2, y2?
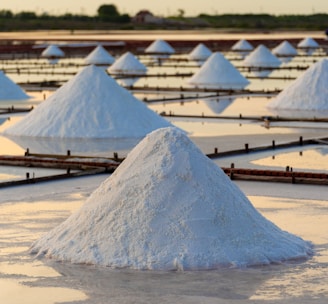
(30, 127, 312, 270)
(243, 44, 281, 78)
(3, 65, 172, 138)
(41, 44, 65, 64)
(145, 39, 175, 63)
(267, 58, 328, 111)
(188, 43, 212, 65)
(0, 71, 30, 100)
(231, 39, 254, 58)
(108, 52, 147, 86)
(145, 39, 175, 55)
(272, 41, 298, 63)
(84, 45, 115, 67)
(297, 37, 319, 55)
(188, 52, 249, 89)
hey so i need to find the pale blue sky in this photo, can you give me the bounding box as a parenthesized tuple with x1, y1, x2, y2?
(2, 0, 328, 16)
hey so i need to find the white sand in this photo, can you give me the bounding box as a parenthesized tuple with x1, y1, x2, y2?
(31, 127, 312, 270)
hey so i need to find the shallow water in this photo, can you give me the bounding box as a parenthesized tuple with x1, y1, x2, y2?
(0, 186, 327, 304)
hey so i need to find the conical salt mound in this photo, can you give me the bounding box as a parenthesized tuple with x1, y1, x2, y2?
(188, 43, 212, 61)
(108, 52, 147, 86)
(297, 37, 319, 49)
(272, 41, 298, 63)
(272, 40, 298, 57)
(84, 45, 115, 66)
(3, 65, 172, 138)
(231, 39, 253, 51)
(0, 71, 30, 100)
(188, 52, 249, 89)
(108, 52, 147, 74)
(267, 58, 328, 110)
(30, 127, 312, 270)
(243, 44, 281, 68)
(145, 39, 175, 54)
(41, 45, 65, 58)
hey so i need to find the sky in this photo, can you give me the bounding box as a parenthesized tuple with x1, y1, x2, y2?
(1, 0, 328, 16)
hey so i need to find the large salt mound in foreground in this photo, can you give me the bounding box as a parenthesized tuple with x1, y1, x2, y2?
(31, 127, 312, 270)
(3, 65, 172, 138)
(0, 71, 30, 100)
(267, 58, 328, 110)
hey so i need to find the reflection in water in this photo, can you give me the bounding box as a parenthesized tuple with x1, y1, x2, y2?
(4, 135, 142, 155)
(252, 148, 328, 171)
(204, 97, 235, 114)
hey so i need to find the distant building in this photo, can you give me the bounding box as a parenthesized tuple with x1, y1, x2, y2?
(132, 10, 164, 24)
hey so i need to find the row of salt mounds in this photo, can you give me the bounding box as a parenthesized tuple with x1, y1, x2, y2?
(231, 39, 254, 58)
(84, 45, 115, 68)
(188, 43, 212, 66)
(30, 127, 312, 270)
(297, 37, 319, 55)
(267, 58, 328, 111)
(41, 44, 65, 64)
(0, 71, 30, 100)
(272, 40, 298, 63)
(3, 65, 172, 138)
(188, 52, 250, 90)
(108, 52, 147, 86)
(243, 44, 281, 78)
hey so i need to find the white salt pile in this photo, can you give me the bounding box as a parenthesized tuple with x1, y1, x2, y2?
(84, 45, 115, 67)
(272, 41, 298, 63)
(0, 71, 30, 100)
(297, 37, 319, 55)
(30, 127, 312, 270)
(3, 65, 172, 138)
(188, 43, 212, 65)
(108, 52, 147, 86)
(243, 44, 281, 77)
(188, 52, 249, 89)
(145, 39, 175, 54)
(267, 58, 328, 111)
(231, 39, 254, 51)
(41, 44, 65, 64)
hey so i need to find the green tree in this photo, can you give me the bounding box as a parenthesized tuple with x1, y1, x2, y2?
(97, 4, 119, 21)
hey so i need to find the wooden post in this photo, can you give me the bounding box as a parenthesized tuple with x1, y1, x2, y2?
(113, 152, 118, 160)
(231, 163, 235, 168)
(214, 147, 218, 154)
(245, 143, 249, 153)
(299, 136, 303, 146)
(26, 172, 30, 179)
(272, 140, 275, 149)
(67, 150, 71, 156)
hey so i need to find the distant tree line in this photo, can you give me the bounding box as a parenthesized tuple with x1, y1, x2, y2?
(197, 13, 328, 30)
(0, 4, 327, 31)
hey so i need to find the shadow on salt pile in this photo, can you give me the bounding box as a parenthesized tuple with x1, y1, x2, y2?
(4, 135, 141, 155)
